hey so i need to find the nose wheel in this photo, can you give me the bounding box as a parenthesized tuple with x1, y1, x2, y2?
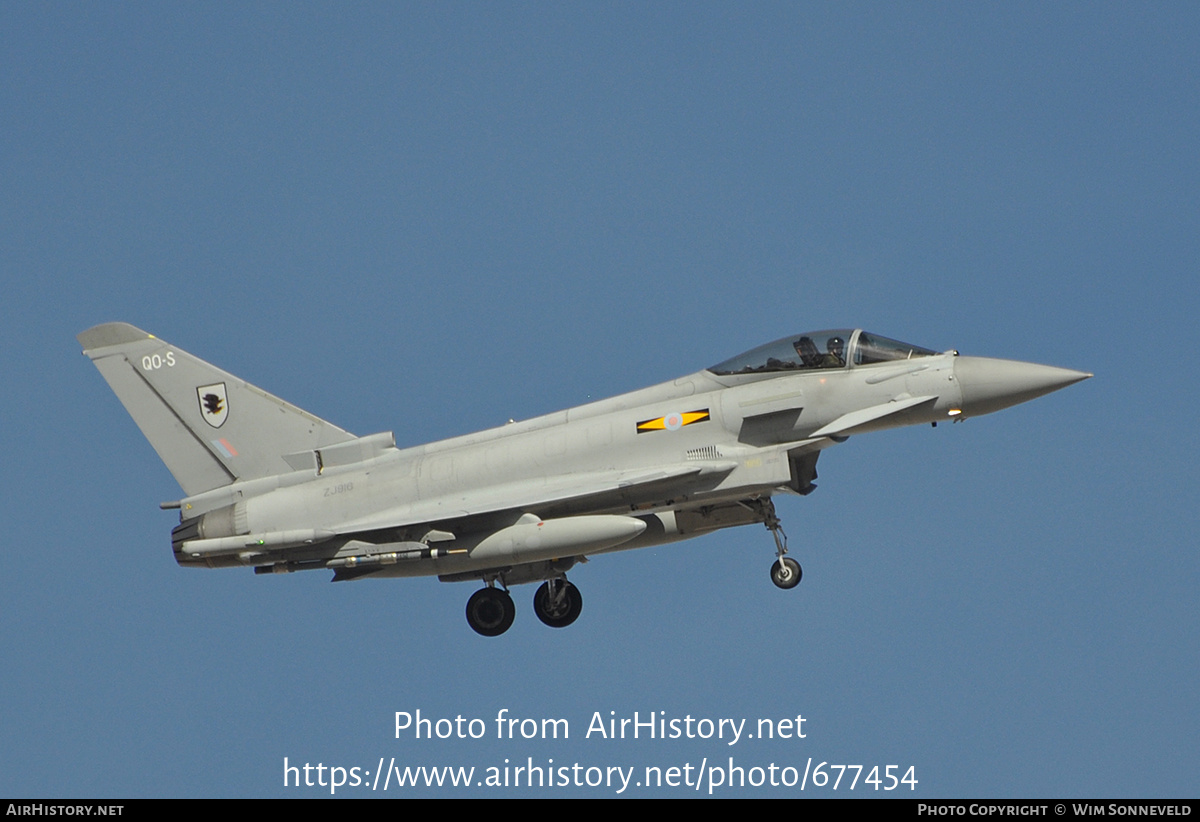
(771, 557, 802, 589)
(466, 586, 516, 636)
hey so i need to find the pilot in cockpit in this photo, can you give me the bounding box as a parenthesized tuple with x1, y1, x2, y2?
(821, 336, 845, 368)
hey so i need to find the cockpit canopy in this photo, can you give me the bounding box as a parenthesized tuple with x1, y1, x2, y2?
(707, 329, 940, 376)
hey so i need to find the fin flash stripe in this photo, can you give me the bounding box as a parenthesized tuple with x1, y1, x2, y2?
(636, 409, 710, 434)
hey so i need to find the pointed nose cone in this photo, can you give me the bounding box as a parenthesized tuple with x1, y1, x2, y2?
(954, 357, 1091, 417)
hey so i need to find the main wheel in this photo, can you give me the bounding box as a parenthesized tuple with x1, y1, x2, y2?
(533, 580, 583, 628)
(466, 588, 516, 636)
(770, 557, 802, 589)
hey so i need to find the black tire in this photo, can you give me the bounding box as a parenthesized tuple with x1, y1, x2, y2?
(466, 588, 516, 636)
(533, 580, 583, 628)
(770, 557, 802, 589)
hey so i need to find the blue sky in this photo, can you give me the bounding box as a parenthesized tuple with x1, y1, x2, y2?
(2, 3, 1196, 797)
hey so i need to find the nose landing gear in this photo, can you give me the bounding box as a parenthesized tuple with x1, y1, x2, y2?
(746, 498, 804, 590)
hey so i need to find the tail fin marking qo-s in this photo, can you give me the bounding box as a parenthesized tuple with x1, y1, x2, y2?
(77, 323, 356, 496)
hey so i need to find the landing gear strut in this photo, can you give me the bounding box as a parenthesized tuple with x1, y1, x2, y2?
(466, 586, 516, 636)
(748, 498, 803, 590)
(533, 578, 583, 628)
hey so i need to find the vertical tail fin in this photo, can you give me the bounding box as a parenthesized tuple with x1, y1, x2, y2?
(78, 323, 356, 495)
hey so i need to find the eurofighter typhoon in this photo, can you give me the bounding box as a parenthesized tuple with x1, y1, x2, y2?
(78, 324, 1089, 636)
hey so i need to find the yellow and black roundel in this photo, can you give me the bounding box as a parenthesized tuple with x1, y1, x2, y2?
(636, 409, 710, 434)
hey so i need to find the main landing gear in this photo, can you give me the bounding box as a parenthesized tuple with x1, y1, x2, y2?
(465, 586, 515, 637)
(465, 577, 583, 636)
(747, 498, 803, 590)
(533, 579, 583, 628)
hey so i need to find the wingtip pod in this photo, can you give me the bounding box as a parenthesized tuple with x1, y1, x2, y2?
(77, 322, 153, 354)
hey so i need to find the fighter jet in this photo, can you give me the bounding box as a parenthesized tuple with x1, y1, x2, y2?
(77, 324, 1090, 636)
